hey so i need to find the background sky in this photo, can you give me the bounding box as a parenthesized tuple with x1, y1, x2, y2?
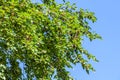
(35, 0, 120, 80)
(66, 0, 120, 80)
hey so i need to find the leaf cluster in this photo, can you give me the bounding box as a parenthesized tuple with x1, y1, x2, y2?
(0, 0, 101, 79)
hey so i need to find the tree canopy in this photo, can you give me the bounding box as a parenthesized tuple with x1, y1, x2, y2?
(0, 0, 101, 80)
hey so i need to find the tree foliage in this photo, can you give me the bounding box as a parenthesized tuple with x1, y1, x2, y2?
(0, 0, 101, 79)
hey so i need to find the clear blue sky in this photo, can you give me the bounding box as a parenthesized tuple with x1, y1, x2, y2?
(67, 0, 120, 80)
(35, 0, 120, 80)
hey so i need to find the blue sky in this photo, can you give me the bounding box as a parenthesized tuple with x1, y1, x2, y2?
(67, 0, 120, 80)
(35, 0, 120, 80)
